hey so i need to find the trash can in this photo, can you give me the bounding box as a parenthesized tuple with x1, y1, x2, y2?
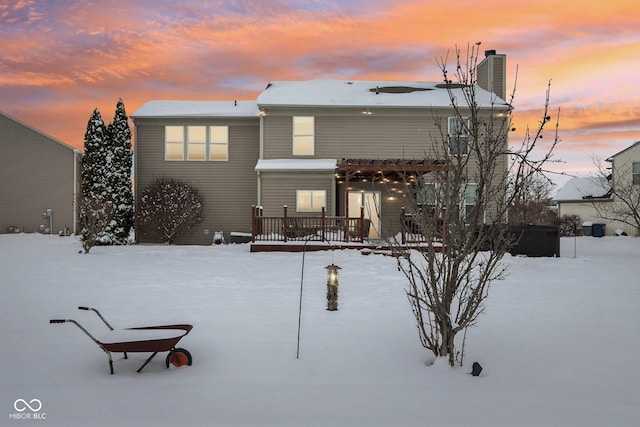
(592, 223, 606, 237)
(582, 222, 593, 236)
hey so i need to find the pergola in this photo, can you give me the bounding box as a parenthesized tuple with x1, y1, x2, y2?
(335, 158, 449, 218)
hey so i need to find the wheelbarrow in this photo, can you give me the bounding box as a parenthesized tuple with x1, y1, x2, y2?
(50, 307, 193, 374)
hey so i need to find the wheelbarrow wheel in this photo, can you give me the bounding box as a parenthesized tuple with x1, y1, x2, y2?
(166, 348, 192, 368)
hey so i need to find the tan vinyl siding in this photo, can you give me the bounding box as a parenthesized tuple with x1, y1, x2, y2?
(262, 108, 478, 159)
(134, 117, 259, 244)
(1, 112, 81, 234)
(259, 172, 334, 216)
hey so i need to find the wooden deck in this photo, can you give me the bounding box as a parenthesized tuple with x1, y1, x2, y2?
(249, 206, 445, 252)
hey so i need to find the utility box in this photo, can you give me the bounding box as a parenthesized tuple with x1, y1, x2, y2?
(509, 225, 560, 257)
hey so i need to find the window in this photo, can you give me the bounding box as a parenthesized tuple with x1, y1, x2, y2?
(463, 184, 478, 224)
(448, 117, 470, 155)
(164, 125, 229, 161)
(417, 183, 438, 214)
(296, 190, 326, 212)
(165, 126, 185, 160)
(187, 126, 206, 160)
(416, 182, 480, 224)
(633, 162, 640, 185)
(209, 126, 228, 161)
(293, 116, 314, 156)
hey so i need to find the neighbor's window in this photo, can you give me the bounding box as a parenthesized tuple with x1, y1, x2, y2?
(165, 126, 185, 160)
(293, 116, 315, 156)
(448, 117, 470, 155)
(633, 162, 640, 185)
(165, 125, 229, 161)
(296, 190, 326, 212)
(209, 126, 229, 161)
(187, 126, 207, 160)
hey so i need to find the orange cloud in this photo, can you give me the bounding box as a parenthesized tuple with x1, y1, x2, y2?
(1, 0, 638, 180)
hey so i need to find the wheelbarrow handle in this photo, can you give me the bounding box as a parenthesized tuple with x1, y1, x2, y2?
(77, 306, 115, 330)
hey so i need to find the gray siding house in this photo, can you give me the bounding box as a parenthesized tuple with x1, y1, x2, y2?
(132, 52, 508, 244)
(1, 111, 82, 235)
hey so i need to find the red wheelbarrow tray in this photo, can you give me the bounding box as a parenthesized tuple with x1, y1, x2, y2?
(99, 324, 192, 353)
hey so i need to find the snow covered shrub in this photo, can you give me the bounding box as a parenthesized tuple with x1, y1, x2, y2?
(559, 214, 582, 237)
(138, 178, 203, 244)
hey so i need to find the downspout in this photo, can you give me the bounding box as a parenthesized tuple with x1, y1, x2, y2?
(73, 149, 81, 235)
(257, 111, 265, 206)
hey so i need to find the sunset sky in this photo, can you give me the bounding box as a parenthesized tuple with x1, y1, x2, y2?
(2, 0, 639, 187)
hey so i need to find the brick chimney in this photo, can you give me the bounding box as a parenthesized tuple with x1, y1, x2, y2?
(477, 50, 506, 101)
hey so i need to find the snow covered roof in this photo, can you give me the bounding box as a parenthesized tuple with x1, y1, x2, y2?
(255, 159, 337, 172)
(131, 100, 259, 118)
(553, 177, 610, 202)
(256, 79, 508, 109)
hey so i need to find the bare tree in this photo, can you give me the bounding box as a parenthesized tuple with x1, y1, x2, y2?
(508, 172, 557, 225)
(137, 178, 204, 244)
(396, 43, 560, 366)
(592, 156, 640, 236)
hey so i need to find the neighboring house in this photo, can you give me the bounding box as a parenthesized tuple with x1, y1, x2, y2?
(604, 141, 640, 235)
(554, 176, 612, 232)
(554, 141, 640, 236)
(132, 51, 508, 244)
(0, 111, 82, 235)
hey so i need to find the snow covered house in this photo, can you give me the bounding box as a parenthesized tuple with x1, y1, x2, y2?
(0, 111, 82, 235)
(554, 141, 640, 236)
(132, 52, 509, 245)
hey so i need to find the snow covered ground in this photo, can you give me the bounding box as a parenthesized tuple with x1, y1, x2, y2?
(1, 234, 638, 426)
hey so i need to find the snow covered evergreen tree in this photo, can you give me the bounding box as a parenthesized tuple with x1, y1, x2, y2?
(106, 98, 134, 243)
(80, 108, 110, 253)
(80, 100, 134, 252)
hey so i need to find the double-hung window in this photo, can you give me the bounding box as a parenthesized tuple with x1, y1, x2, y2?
(417, 183, 438, 215)
(463, 183, 479, 224)
(448, 117, 470, 155)
(296, 190, 326, 212)
(633, 162, 640, 185)
(293, 116, 315, 156)
(165, 126, 185, 160)
(187, 126, 207, 160)
(209, 126, 228, 161)
(165, 125, 229, 161)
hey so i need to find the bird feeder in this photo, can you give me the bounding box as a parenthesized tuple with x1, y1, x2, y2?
(325, 264, 341, 311)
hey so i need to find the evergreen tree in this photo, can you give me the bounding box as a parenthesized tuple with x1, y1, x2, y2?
(80, 108, 110, 252)
(106, 98, 134, 243)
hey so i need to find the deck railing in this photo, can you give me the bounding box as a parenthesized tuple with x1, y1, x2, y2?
(250, 206, 445, 245)
(251, 206, 368, 243)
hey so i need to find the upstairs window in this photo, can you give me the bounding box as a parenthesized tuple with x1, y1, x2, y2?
(633, 162, 640, 185)
(209, 126, 229, 161)
(448, 117, 470, 155)
(187, 126, 207, 160)
(165, 125, 229, 161)
(293, 116, 315, 156)
(165, 126, 185, 160)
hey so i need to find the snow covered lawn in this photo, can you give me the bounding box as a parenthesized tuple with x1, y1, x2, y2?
(1, 234, 638, 426)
